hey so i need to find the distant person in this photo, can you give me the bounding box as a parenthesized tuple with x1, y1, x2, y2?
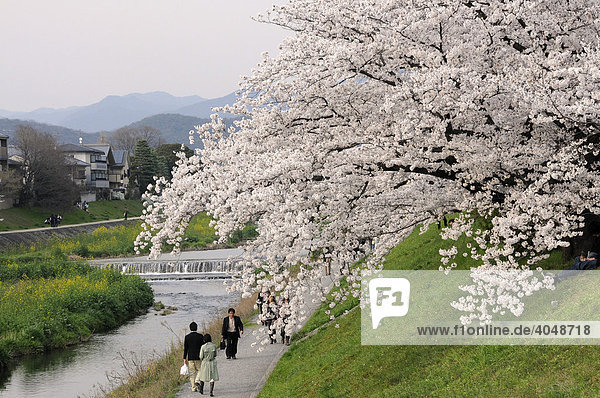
(183, 321, 205, 393)
(83, 201, 89, 212)
(570, 251, 598, 270)
(221, 307, 243, 359)
(123, 208, 128, 220)
(278, 297, 291, 345)
(197, 334, 219, 396)
(258, 289, 270, 325)
(556, 251, 599, 282)
(264, 295, 278, 344)
(256, 287, 269, 325)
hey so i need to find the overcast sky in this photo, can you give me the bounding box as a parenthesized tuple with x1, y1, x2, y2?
(0, 0, 289, 111)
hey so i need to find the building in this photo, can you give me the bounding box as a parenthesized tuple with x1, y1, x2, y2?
(0, 134, 8, 171)
(110, 150, 130, 199)
(61, 143, 127, 201)
(65, 156, 89, 187)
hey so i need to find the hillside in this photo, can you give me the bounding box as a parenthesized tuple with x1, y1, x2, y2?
(126, 113, 240, 145)
(128, 114, 211, 144)
(174, 92, 236, 118)
(258, 226, 598, 398)
(0, 118, 99, 145)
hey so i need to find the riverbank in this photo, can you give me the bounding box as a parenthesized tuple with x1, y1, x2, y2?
(0, 278, 235, 398)
(257, 224, 599, 397)
(0, 260, 153, 366)
(0, 212, 255, 260)
(107, 292, 258, 398)
(0, 200, 143, 231)
(107, 251, 333, 398)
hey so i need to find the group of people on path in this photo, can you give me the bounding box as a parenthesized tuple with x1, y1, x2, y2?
(44, 214, 62, 227)
(256, 290, 292, 345)
(183, 308, 244, 395)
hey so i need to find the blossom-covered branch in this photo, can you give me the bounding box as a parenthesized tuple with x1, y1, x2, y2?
(138, 0, 600, 326)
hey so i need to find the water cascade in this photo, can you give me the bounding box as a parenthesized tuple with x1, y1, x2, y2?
(94, 258, 241, 279)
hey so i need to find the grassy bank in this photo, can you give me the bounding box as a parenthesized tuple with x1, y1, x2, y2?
(106, 294, 258, 398)
(0, 213, 256, 260)
(0, 200, 143, 231)
(0, 258, 153, 366)
(258, 225, 598, 398)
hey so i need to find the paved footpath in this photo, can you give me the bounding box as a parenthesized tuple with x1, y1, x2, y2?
(176, 273, 332, 398)
(176, 323, 290, 398)
(0, 217, 141, 249)
(0, 216, 141, 234)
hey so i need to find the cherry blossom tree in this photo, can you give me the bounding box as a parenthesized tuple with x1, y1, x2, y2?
(138, 0, 600, 326)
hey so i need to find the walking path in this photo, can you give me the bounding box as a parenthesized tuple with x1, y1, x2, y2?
(176, 323, 290, 398)
(0, 216, 140, 234)
(0, 217, 141, 249)
(175, 273, 333, 398)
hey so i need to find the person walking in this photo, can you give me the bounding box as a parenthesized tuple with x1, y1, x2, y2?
(264, 295, 278, 344)
(256, 289, 265, 322)
(278, 297, 291, 345)
(257, 289, 270, 326)
(197, 334, 219, 396)
(221, 307, 243, 359)
(123, 207, 128, 220)
(183, 321, 205, 392)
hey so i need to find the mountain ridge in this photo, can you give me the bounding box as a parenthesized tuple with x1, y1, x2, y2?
(0, 91, 235, 132)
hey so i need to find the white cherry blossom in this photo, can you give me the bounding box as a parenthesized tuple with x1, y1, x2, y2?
(137, 0, 600, 327)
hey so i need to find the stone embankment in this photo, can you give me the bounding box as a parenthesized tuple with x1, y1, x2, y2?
(0, 218, 140, 249)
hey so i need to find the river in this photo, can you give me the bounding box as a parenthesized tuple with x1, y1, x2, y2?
(0, 250, 243, 398)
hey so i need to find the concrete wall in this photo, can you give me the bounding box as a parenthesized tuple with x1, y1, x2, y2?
(80, 192, 96, 203)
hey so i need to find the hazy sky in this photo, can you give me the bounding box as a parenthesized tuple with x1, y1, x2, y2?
(0, 0, 289, 111)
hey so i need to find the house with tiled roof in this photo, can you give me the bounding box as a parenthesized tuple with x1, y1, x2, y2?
(61, 142, 129, 201)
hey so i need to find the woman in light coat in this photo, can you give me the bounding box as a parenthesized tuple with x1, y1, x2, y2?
(197, 334, 219, 396)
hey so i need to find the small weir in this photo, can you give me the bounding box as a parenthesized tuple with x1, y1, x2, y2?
(97, 259, 240, 279)
(90, 249, 244, 280)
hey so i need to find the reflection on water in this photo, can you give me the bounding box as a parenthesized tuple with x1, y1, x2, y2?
(0, 279, 235, 398)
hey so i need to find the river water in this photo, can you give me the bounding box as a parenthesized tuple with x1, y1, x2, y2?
(0, 278, 236, 398)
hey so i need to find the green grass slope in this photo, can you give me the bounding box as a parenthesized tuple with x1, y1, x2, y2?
(259, 226, 599, 398)
(0, 200, 143, 231)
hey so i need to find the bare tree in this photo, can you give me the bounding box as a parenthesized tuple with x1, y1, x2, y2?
(15, 125, 78, 208)
(109, 126, 164, 154)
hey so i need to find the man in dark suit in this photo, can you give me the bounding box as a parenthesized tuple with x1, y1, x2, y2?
(221, 307, 244, 359)
(183, 321, 205, 392)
